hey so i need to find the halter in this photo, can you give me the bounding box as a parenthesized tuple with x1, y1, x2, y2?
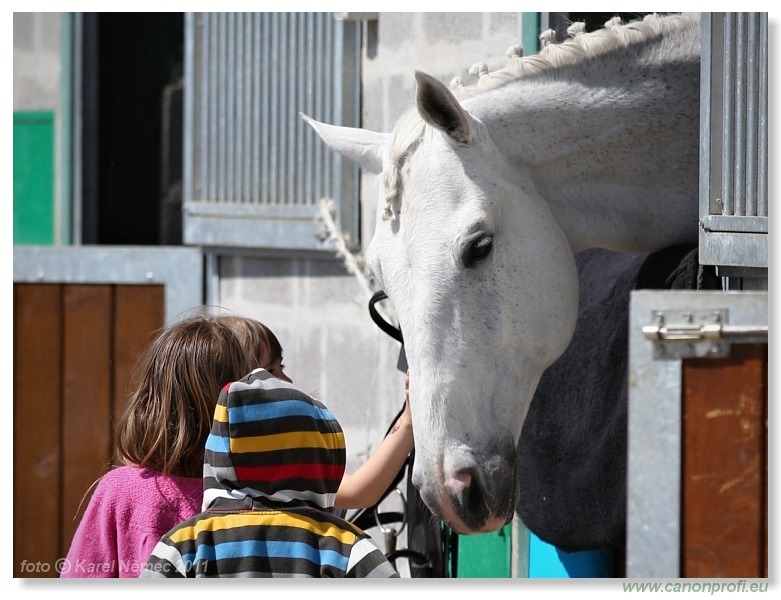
(368, 290, 403, 344)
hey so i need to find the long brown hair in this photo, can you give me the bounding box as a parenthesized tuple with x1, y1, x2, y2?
(115, 315, 255, 477)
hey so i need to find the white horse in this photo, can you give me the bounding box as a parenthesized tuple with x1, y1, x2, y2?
(303, 14, 701, 534)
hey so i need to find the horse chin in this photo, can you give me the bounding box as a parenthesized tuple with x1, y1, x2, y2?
(441, 505, 515, 535)
(415, 456, 520, 535)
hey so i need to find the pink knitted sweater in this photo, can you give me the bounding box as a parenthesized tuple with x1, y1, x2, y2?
(60, 466, 202, 578)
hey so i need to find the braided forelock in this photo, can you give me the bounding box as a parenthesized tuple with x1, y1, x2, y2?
(382, 111, 427, 220)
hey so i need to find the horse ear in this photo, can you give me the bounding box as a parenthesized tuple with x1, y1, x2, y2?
(415, 70, 475, 144)
(300, 113, 387, 174)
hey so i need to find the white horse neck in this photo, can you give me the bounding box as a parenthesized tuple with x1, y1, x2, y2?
(458, 14, 701, 254)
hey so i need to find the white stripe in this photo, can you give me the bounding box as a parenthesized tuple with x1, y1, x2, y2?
(202, 486, 335, 511)
(145, 541, 189, 577)
(229, 370, 296, 393)
(346, 537, 385, 573)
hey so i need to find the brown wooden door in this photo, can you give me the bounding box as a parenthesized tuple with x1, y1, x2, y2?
(681, 343, 768, 577)
(13, 283, 164, 578)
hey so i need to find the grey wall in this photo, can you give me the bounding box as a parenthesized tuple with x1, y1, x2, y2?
(13, 12, 62, 111)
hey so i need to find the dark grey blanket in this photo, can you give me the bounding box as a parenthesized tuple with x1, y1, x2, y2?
(516, 245, 720, 552)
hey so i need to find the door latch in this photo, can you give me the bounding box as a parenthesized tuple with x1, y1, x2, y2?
(642, 308, 768, 359)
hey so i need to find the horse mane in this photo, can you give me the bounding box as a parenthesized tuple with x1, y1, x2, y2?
(381, 13, 699, 221)
(451, 13, 698, 98)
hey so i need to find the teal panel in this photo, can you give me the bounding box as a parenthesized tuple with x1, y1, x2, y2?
(529, 533, 614, 578)
(14, 111, 55, 245)
(522, 12, 540, 55)
(456, 524, 511, 578)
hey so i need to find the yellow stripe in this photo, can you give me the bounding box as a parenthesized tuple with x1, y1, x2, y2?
(213, 403, 229, 423)
(230, 430, 344, 454)
(168, 511, 357, 545)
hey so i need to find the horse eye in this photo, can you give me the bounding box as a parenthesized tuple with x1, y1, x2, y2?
(463, 234, 493, 268)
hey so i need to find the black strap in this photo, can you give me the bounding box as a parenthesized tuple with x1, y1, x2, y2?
(369, 290, 403, 343)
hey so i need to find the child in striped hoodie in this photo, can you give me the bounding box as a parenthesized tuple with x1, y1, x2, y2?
(141, 368, 399, 578)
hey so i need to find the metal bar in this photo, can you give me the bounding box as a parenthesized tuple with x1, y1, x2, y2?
(206, 14, 218, 201)
(260, 13, 270, 203)
(269, 13, 280, 204)
(217, 13, 228, 202)
(721, 14, 735, 215)
(251, 13, 261, 205)
(757, 14, 768, 217)
(732, 13, 747, 216)
(627, 293, 682, 577)
(303, 13, 314, 206)
(744, 13, 759, 217)
(225, 12, 236, 203)
(313, 15, 325, 204)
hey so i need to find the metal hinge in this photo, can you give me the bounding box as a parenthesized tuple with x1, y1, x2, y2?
(642, 309, 768, 360)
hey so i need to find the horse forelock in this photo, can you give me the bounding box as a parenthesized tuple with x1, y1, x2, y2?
(382, 111, 427, 220)
(451, 13, 699, 101)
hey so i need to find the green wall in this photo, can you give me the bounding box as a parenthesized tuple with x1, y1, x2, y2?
(456, 524, 511, 577)
(14, 111, 55, 245)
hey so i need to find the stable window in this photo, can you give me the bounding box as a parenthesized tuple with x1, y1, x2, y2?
(183, 12, 362, 252)
(699, 12, 768, 285)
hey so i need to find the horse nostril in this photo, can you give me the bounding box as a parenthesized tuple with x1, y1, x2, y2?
(453, 469, 472, 492)
(453, 468, 489, 524)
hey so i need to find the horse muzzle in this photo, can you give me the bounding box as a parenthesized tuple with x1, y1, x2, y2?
(413, 443, 519, 534)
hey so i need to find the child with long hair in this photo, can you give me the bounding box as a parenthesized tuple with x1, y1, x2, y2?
(61, 315, 256, 577)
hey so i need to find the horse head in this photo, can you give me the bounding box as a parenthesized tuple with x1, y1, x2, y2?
(303, 71, 579, 533)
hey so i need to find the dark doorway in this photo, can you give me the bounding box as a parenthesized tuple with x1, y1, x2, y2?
(80, 13, 184, 245)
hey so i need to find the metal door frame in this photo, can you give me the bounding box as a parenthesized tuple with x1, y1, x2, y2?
(625, 289, 768, 577)
(13, 246, 204, 325)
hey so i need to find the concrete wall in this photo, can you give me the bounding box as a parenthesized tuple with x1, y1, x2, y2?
(13, 13, 62, 111)
(216, 13, 526, 473)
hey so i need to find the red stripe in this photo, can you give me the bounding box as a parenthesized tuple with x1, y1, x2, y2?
(236, 462, 344, 482)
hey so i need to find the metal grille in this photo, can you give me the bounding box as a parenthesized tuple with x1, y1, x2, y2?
(700, 12, 768, 272)
(183, 12, 361, 250)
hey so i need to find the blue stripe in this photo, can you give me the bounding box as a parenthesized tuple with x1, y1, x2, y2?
(229, 400, 336, 424)
(204, 433, 230, 453)
(185, 540, 348, 570)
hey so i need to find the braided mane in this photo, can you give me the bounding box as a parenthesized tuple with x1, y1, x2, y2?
(451, 13, 696, 99)
(381, 13, 699, 220)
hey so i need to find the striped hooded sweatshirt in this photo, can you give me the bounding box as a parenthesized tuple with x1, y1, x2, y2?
(141, 369, 398, 578)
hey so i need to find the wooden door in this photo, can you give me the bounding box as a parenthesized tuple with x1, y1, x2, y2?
(13, 283, 164, 578)
(681, 344, 768, 577)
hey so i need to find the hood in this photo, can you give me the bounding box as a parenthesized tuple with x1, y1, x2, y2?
(202, 368, 345, 512)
